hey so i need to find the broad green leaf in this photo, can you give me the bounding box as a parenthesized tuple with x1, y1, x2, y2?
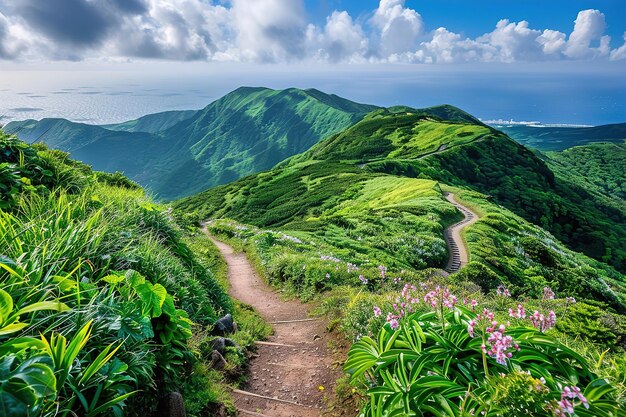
(15, 300, 70, 316)
(0, 289, 13, 324)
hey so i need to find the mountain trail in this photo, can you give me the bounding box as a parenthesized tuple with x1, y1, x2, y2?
(205, 233, 339, 417)
(443, 192, 479, 273)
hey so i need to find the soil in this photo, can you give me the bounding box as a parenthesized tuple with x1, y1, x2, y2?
(207, 236, 342, 417)
(443, 192, 479, 272)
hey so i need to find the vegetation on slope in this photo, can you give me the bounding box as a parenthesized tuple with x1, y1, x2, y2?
(545, 141, 626, 205)
(0, 132, 267, 417)
(6, 87, 380, 200)
(172, 104, 626, 416)
(103, 110, 198, 134)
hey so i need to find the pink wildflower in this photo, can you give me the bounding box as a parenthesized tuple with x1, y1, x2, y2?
(378, 265, 387, 279)
(508, 304, 526, 319)
(530, 310, 557, 332)
(543, 287, 556, 300)
(496, 285, 511, 297)
(373, 306, 382, 317)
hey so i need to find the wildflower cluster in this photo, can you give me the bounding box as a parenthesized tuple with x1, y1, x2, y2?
(424, 286, 457, 309)
(373, 283, 421, 330)
(543, 286, 556, 300)
(548, 385, 589, 416)
(359, 274, 368, 285)
(530, 310, 557, 332)
(496, 285, 511, 297)
(469, 308, 519, 365)
(508, 304, 526, 319)
(378, 265, 387, 279)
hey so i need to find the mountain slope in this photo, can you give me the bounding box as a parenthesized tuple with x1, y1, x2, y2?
(150, 87, 380, 198)
(176, 109, 626, 310)
(6, 87, 379, 200)
(494, 122, 626, 151)
(103, 109, 197, 133)
(544, 141, 626, 205)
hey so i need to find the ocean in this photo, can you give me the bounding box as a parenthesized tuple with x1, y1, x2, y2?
(1, 62, 625, 126)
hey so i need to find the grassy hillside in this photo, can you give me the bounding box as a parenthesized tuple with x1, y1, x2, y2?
(545, 141, 626, 205)
(175, 113, 625, 313)
(0, 131, 268, 417)
(103, 110, 198, 133)
(6, 88, 379, 200)
(176, 111, 626, 415)
(494, 122, 626, 151)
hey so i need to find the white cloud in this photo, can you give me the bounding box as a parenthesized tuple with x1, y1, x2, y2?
(371, 0, 423, 56)
(307, 11, 368, 63)
(564, 9, 610, 59)
(610, 32, 626, 61)
(537, 29, 567, 55)
(230, 0, 307, 63)
(478, 20, 543, 62)
(0, 2, 623, 65)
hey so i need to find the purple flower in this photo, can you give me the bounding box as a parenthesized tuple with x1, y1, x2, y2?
(530, 310, 556, 332)
(373, 306, 382, 317)
(508, 304, 526, 319)
(543, 286, 555, 300)
(359, 274, 368, 285)
(388, 318, 399, 330)
(496, 285, 511, 297)
(378, 265, 387, 279)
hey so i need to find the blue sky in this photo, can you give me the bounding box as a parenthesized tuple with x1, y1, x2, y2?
(0, 0, 624, 63)
(0, 1, 624, 125)
(305, 1, 626, 41)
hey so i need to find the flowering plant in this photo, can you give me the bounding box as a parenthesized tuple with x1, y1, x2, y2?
(345, 292, 621, 417)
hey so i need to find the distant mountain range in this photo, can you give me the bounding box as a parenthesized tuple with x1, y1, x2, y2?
(4, 85, 626, 278)
(5, 87, 490, 200)
(6, 87, 379, 200)
(491, 123, 626, 151)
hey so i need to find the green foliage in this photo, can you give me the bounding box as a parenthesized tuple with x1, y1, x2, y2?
(345, 306, 622, 416)
(0, 134, 233, 417)
(7, 87, 379, 200)
(546, 141, 626, 204)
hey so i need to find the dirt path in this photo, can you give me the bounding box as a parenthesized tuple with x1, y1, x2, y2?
(206, 234, 338, 417)
(443, 192, 479, 273)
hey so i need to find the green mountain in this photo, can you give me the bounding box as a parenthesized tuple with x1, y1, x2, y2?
(6, 87, 379, 200)
(544, 141, 626, 205)
(103, 109, 197, 133)
(176, 109, 626, 309)
(493, 122, 626, 151)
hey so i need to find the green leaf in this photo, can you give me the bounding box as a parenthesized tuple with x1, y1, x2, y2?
(135, 282, 167, 318)
(0, 289, 13, 324)
(15, 300, 70, 316)
(0, 322, 28, 336)
(102, 274, 125, 285)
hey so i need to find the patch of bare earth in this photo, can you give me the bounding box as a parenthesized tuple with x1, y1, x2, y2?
(206, 235, 344, 417)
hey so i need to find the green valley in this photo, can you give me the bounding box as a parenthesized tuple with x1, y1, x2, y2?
(173, 105, 625, 416)
(3, 90, 626, 417)
(6, 87, 379, 200)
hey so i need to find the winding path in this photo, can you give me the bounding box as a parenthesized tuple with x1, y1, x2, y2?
(205, 233, 338, 417)
(443, 192, 479, 273)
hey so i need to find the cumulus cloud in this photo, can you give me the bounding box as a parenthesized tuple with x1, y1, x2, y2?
(307, 11, 368, 63)
(371, 0, 423, 56)
(610, 33, 626, 61)
(564, 9, 610, 58)
(0, 1, 623, 64)
(230, 0, 307, 62)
